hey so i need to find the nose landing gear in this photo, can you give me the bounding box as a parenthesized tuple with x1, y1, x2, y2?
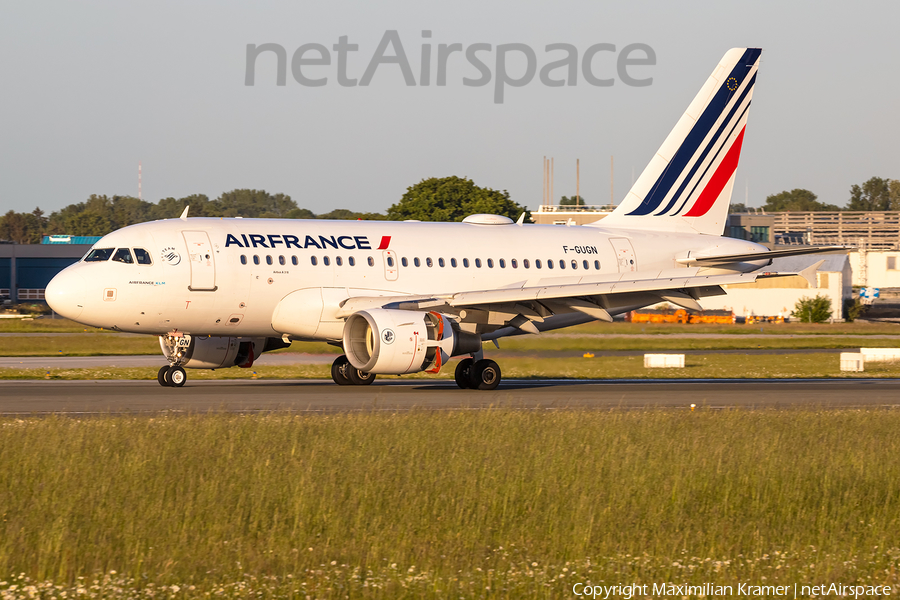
(157, 365, 187, 387)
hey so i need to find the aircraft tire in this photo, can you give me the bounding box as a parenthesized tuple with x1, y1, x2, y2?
(331, 356, 352, 386)
(470, 359, 501, 391)
(348, 368, 376, 385)
(455, 358, 474, 389)
(168, 366, 187, 387)
(157, 365, 171, 387)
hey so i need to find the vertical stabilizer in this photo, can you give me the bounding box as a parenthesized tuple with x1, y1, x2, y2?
(599, 48, 761, 235)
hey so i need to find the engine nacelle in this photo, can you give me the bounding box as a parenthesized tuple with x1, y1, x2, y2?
(343, 309, 480, 374)
(159, 335, 290, 369)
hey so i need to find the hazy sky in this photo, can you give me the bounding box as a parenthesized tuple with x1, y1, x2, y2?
(1, 1, 897, 216)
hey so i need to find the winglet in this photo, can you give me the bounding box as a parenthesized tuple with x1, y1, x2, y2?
(516, 212, 525, 225)
(799, 259, 824, 289)
(180, 206, 190, 220)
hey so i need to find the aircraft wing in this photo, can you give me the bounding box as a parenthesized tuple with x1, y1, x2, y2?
(335, 262, 820, 333)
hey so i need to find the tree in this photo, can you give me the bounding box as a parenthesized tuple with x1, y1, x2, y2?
(316, 209, 387, 220)
(387, 176, 528, 222)
(212, 189, 298, 218)
(792, 295, 833, 323)
(847, 177, 893, 211)
(728, 202, 749, 214)
(763, 189, 840, 212)
(559, 195, 585, 206)
(0, 209, 47, 244)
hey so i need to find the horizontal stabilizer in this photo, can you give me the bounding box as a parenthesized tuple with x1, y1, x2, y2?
(676, 246, 847, 266)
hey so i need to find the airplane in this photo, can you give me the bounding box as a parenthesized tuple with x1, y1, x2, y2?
(45, 47, 841, 390)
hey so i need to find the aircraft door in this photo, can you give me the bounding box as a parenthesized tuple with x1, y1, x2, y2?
(383, 250, 398, 281)
(609, 238, 637, 272)
(182, 231, 217, 291)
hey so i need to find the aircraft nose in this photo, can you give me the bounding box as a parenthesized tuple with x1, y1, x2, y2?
(45, 268, 86, 321)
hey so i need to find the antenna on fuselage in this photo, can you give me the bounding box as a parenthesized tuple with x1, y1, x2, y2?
(180, 205, 190, 220)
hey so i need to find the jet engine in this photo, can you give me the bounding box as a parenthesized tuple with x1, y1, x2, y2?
(159, 335, 290, 369)
(342, 309, 481, 374)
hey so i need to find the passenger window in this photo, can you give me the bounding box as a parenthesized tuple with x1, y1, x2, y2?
(367, 256, 374, 267)
(387, 256, 395, 267)
(572, 260, 578, 269)
(486, 259, 494, 268)
(401, 257, 408, 267)
(112, 248, 134, 264)
(336, 256, 343, 266)
(451, 258, 457, 268)
(439, 258, 445, 267)
(463, 258, 470, 268)
(523, 259, 530, 269)
(499, 259, 505, 268)
(240, 255, 247, 265)
(323, 256, 331, 266)
(426, 257, 433, 267)
(583, 260, 589, 270)
(279, 255, 286, 266)
(535, 260, 542, 269)
(134, 248, 153, 265)
(253, 255, 260, 265)
(311, 256, 318, 266)
(475, 259, 482, 268)
(511, 259, 517, 269)
(292, 256, 298, 266)
(559, 260, 565, 269)
(547, 260, 553, 270)
(414, 257, 421, 267)
(84, 248, 114, 262)
(266, 255, 273, 265)
(349, 256, 355, 266)
(594, 260, 600, 270)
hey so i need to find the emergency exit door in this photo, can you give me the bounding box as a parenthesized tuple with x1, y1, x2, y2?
(609, 238, 637, 272)
(182, 231, 217, 291)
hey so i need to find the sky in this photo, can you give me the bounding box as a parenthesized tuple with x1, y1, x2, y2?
(1, 1, 898, 216)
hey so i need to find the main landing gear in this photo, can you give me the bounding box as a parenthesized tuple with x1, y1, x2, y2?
(157, 365, 187, 387)
(454, 358, 502, 390)
(331, 355, 376, 386)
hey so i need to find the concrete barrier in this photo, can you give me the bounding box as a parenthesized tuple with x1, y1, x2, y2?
(840, 352, 865, 372)
(644, 354, 685, 368)
(859, 348, 900, 363)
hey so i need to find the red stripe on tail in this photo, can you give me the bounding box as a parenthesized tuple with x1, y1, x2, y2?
(684, 126, 746, 217)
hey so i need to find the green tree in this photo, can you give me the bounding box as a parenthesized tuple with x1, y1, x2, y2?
(728, 202, 749, 214)
(317, 209, 387, 220)
(559, 195, 585, 206)
(387, 176, 528, 222)
(763, 189, 840, 212)
(0, 208, 47, 244)
(847, 177, 893, 211)
(792, 295, 833, 323)
(65, 211, 112, 236)
(890, 179, 900, 210)
(151, 194, 212, 220)
(212, 189, 298, 218)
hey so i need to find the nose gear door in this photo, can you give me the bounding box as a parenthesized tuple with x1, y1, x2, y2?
(182, 231, 217, 291)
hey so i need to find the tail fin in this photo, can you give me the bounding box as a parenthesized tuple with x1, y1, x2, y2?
(599, 48, 761, 235)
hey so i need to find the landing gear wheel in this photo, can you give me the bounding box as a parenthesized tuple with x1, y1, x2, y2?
(157, 365, 171, 387)
(348, 368, 376, 385)
(331, 355, 352, 386)
(470, 359, 501, 391)
(455, 358, 474, 389)
(168, 366, 187, 387)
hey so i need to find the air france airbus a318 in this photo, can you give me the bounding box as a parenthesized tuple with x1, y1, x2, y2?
(46, 48, 838, 389)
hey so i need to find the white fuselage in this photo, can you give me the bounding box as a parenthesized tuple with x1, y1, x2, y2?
(46, 217, 766, 340)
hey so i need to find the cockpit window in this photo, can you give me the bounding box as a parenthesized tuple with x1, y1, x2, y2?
(134, 248, 152, 265)
(112, 248, 134, 264)
(84, 248, 114, 262)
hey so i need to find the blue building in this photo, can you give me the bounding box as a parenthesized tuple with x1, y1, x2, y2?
(0, 239, 97, 303)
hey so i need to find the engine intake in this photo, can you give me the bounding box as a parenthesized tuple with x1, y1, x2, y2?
(343, 309, 480, 374)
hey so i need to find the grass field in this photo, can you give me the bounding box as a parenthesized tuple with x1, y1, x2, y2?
(5, 353, 900, 381)
(0, 411, 897, 598)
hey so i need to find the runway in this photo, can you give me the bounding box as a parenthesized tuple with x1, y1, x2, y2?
(2, 378, 899, 414)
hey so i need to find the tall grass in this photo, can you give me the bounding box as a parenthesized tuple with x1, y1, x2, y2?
(0, 411, 898, 598)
